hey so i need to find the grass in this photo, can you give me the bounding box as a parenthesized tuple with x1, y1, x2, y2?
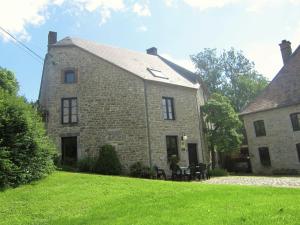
(0, 172, 299, 225)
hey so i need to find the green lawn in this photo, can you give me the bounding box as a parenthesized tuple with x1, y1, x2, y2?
(0, 172, 299, 225)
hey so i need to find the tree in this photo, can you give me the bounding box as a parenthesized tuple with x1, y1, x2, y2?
(202, 93, 243, 168)
(0, 68, 55, 189)
(191, 48, 269, 112)
(190, 48, 223, 93)
(0, 67, 19, 95)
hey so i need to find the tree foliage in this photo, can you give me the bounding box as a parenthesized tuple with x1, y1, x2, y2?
(0, 67, 19, 95)
(191, 48, 269, 112)
(202, 93, 243, 153)
(0, 68, 55, 189)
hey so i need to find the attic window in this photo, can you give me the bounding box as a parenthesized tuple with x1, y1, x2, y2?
(147, 68, 168, 79)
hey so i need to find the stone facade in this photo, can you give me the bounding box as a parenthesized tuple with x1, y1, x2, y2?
(146, 81, 206, 172)
(241, 40, 300, 174)
(39, 41, 208, 174)
(243, 105, 300, 174)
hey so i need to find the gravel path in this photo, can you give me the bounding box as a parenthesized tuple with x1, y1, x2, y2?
(204, 176, 300, 188)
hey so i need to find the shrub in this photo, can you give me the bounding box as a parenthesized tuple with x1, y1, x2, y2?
(77, 157, 96, 172)
(209, 168, 229, 177)
(130, 162, 154, 178)
(0, 90, 55, 189)
(94, 145, 122, 175)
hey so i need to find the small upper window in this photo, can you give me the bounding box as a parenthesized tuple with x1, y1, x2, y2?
(290, 113, 300, 131)
(254, 120, 266, 137)
(64, 70, 76, 84)
(147, 68, 168, 79)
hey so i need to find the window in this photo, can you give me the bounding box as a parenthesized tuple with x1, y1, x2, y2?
(258, 147, 271, 166)
(61, 136, 77, 165)
(296, 144, 300, 162)
(166, 136, 178, 160)
(254, 120, 266, 137)
(62, 98, 78, 124)
(162, 97, 175, 120)
(290, 113, 300, 131)
(63, 70, 77, 84)
(147, 68, 168, 79)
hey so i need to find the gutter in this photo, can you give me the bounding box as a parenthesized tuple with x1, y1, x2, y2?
(143, 80, 152, 167)
(195, 90, 206, 163)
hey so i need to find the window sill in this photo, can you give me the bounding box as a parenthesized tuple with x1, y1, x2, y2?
(61, 123, 79, 127)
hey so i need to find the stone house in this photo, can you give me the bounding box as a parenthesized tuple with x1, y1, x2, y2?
(240, 40, 300, 174)
(39, 31, 208, 173)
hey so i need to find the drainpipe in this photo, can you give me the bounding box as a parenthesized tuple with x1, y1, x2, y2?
(143, 80, 152, 167)
(195, 90, 206, 163)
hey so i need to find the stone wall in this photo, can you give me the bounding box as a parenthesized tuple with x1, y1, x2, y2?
(39, 46, 150, 170)
(243, 105, 300, 174)
(146, 81, 206, 173)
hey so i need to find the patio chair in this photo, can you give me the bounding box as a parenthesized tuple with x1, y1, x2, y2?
(189, 164, 197, 180)
(206, 163, 211, 180)
(171, 164, 182, 181)
(153, 166, 166, 180)
(180, 167, 192, 181)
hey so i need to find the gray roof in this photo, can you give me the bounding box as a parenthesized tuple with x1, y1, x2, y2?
(52, 37, 200, 89)
(240, 45, 300, 115)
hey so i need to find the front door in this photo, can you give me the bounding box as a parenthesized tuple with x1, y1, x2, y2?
(61, 136, 77, 165)
(188, 143, 198, 166)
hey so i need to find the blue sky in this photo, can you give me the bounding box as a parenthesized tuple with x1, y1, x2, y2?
(1, 0, 300, 101)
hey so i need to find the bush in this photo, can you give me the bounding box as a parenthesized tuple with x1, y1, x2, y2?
(0, 90, 55, 189)
(129, 162, 154, 178)
(94, 145, 122, 175)
(209, 168, 229, 177)
(77, 157, 96, 172)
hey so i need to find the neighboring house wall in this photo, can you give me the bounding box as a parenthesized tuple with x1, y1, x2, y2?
(40, 46, 150, 170)
(243, 105, 300, 174)
(145, 81, 206, 172)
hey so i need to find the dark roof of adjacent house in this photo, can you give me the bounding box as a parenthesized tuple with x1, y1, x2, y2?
(240, 45, 300, 116)
(51, 37, 203, 89)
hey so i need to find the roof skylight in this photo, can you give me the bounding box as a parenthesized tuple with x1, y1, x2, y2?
(147, 68, 168, 79)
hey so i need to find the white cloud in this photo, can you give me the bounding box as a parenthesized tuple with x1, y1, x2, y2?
(160, 53, 196, 72)
(244, 21, 300, 80)
(244, 42, 282, 80)
(137, 25, 148, 32)
(132, 2, 151, 16)
(72, 0, 125, 25)
(74, 0, 124, 12)
(164, 0, 175, 7)
(183, 0, 238, 10)
(0, 0, 61, 42)
(0, 0, 126, 41)
(181, 0, 300, 11)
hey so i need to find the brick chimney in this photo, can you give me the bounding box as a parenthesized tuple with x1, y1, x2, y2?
(279, 40, 292, 65)
(48, 31, 57, 51)
(146, 47, 157, 55)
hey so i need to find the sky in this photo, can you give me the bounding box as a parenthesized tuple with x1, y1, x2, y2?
(1, 0, 300, 101)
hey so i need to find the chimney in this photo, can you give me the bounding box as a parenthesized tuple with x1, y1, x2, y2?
(279, 40, 292, 65)
(146, 47, 157, 55)
(48, 31, 57, 51)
